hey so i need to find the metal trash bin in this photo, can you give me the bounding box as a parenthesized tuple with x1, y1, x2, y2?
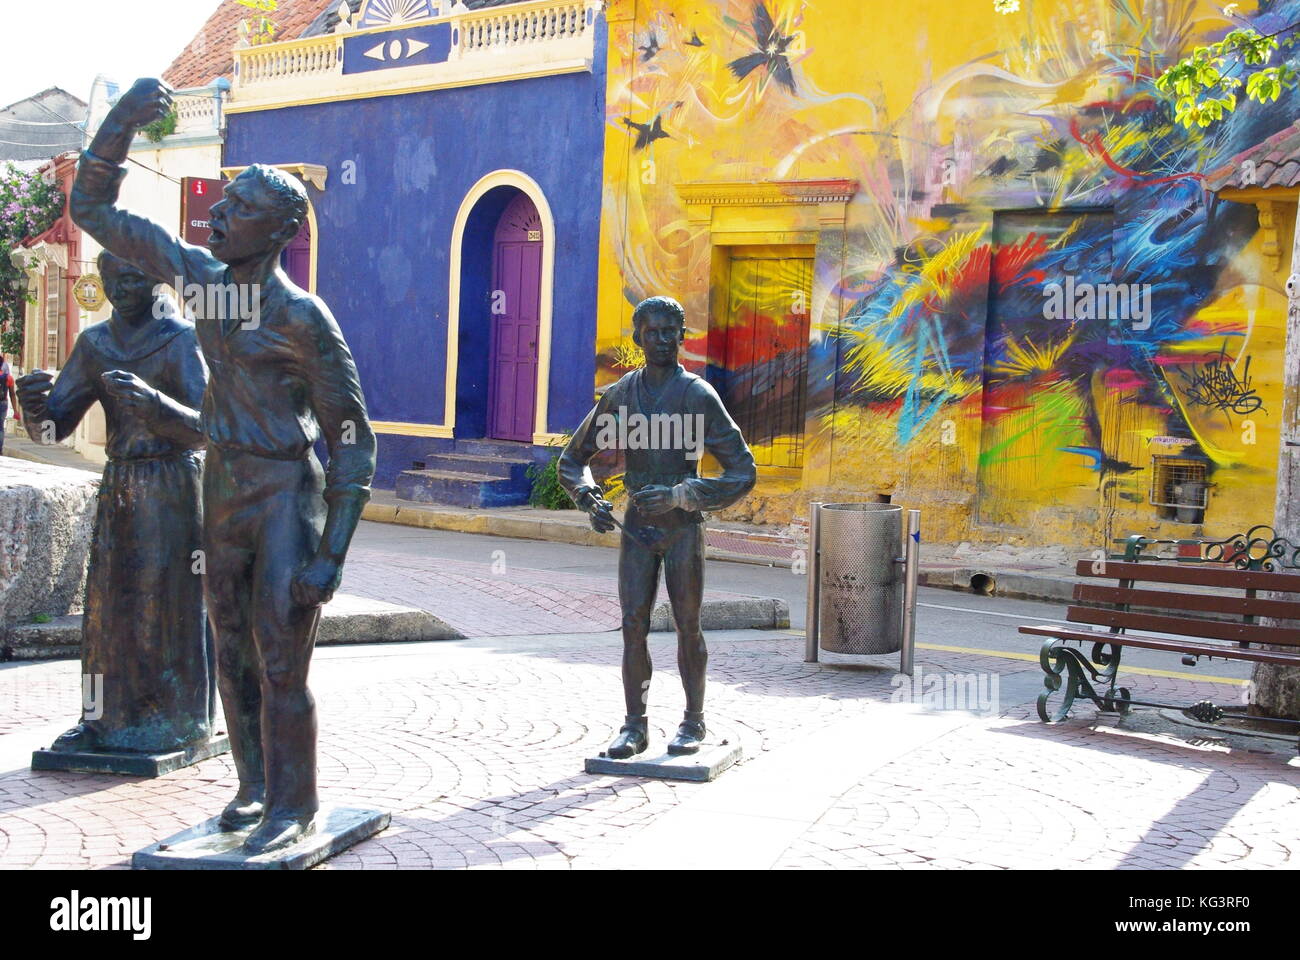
(804, 502, 920, 674)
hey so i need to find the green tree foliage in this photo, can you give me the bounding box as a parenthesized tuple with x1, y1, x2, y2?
(236, 0, 279, 45)
(1155, 24, 1300, 127)
(995, 1, 1298, 128)
(0, 164, 65, 357)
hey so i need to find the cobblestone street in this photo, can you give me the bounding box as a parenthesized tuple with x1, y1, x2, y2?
(1, 625, 1295, 870)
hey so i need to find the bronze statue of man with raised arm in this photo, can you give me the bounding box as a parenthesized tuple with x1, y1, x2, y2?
(71, 78, 377, 855)
(559, 296, 756, 759)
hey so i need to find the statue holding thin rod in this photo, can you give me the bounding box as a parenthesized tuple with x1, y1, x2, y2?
(559, 296, 756, 758)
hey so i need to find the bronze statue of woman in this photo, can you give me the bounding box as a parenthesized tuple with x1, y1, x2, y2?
(17, 250, 213, 758)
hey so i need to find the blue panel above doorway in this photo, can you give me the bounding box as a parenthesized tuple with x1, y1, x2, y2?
(343, 23, 453, 74)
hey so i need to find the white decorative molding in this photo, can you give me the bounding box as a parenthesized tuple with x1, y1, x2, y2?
(359, 0, 439, 29)
(19, 241, 67, 272)
(229, 0, 602, 113)
(221, 162, 328, 191)
(675, 179, 859, 207)
(334, 1, 356, 32)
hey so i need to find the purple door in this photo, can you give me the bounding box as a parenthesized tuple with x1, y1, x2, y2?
(487, 192, 543, 442)
(281, 216, 312, 290)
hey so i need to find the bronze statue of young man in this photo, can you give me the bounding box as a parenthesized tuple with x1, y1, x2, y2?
(559, 296, 756, 758)
(71, 78, 376, 854)
(17, 251, 211, 758)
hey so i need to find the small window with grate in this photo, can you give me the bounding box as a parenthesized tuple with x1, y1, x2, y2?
(1150, 455, 1209, 523)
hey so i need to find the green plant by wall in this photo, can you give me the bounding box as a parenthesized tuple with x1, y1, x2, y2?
(141, 108, 178, 143)
(0, 163, 65, 357)
(527, 436, 577, 510)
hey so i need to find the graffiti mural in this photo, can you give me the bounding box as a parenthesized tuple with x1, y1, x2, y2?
(597, 0, 1294, 544)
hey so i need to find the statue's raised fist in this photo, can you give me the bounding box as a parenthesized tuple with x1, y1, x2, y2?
(110, 78, 174, 130)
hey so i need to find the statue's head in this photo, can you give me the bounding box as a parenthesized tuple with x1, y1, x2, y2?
(207, 164, 308, 266)
(98, 250, 156, 320)
(631, 295, 686, 368)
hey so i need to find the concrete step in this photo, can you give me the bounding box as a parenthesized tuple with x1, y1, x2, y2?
(418, 451, 532, 481)
(453, 437, 549, 464)
(395, 468, 530, 509)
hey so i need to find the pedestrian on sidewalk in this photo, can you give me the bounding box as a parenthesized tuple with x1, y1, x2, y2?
(0, 354, 17, 455)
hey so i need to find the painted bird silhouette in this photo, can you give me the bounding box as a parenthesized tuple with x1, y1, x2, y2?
(639, 32, 660, 61)
(623, 103, 682, 150)
(728, 3, 797, 92)
(686, 30, 705, 47)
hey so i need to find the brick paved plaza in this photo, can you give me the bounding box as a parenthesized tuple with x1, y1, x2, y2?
(2, 622, 1296, 870)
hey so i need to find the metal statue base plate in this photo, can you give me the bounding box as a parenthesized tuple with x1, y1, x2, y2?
(585, 741, 742, 782)
(132, 805, 390, 871)
(31, 734, 231, 777)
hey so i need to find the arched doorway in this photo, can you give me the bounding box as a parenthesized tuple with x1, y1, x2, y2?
(447, 170, 556, 442)
(487, 191, 543, 441)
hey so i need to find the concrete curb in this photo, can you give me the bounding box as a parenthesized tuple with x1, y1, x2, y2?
(363, 499, 615, 548)
(2, 594, 454, 661)
(656, 596, 790, 632)
(916, 566, 1079, 604)
(2, 593, 788, 660)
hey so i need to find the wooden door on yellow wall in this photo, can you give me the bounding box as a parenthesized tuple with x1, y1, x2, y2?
(976, 210, 1115, 531)
(714, 246, 813, 469)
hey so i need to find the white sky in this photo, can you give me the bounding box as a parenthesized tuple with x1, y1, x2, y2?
(0, 0, 225, 109)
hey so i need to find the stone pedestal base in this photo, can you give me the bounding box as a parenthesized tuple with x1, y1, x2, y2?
(132, 805, 390, 871)
(31, 734, 231, 777)
(585, 741, 742, 782)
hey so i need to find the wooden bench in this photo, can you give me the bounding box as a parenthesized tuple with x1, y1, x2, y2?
(1019, 559, 1300, 731)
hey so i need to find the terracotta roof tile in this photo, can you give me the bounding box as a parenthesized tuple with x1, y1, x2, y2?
(1206, 120, 1300, 192)
(1265, 157, 1300, 190)
(162, 0, 341, 90)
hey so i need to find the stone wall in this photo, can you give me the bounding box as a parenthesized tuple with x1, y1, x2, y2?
(0, 458, 98, 634)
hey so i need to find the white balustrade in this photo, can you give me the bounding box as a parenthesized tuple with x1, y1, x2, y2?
(171, 85, 226, 135)
(236, 36, 344, 86)
(231, 0, 600, 107)
(458, 1, 589, 56)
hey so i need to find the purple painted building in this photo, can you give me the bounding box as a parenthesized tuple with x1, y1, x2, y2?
(222, 0, 607, 505)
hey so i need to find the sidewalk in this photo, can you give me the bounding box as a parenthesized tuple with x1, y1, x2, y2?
(1, 628, 1294, 869)
(2, 430, 101, 474)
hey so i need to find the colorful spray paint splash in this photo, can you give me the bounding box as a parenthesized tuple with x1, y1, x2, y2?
(597, 0, 1293, 544)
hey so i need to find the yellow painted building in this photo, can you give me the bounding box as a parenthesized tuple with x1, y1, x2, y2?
(595, 0, 1292, 550)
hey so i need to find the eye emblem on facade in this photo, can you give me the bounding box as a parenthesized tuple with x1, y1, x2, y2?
(363, 37, 430, 62)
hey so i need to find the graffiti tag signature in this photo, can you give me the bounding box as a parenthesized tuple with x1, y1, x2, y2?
(1176, 341, 1264, 416)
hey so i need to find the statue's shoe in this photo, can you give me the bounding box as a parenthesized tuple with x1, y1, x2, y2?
(219, 797, 265, 832)
(667, 717, 707, 756)
(49, 724, 99, 753)
(242, 814, 315, 855)
(606, 716, 649, 759)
